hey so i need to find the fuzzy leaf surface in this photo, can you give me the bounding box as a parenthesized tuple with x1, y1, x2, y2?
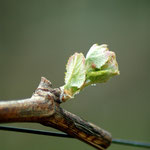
(86, 44, 110, 71)
(64, 53, 86, 90)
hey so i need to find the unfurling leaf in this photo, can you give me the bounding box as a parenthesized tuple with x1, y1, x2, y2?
(86, 44, 110, 71)
(85, 44, 119, 84)
(61, 43, 119, 102)
(63, 53, 86, 98)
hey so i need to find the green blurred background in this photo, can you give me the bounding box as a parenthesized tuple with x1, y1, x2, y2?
(0, 0, 150, 150)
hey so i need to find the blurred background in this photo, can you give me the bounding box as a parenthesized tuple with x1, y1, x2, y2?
(0, 0, 150, 150)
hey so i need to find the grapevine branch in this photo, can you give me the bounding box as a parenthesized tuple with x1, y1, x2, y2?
(0, 77, 111, 150)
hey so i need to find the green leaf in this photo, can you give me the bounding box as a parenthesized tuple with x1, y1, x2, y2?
(86, 44, 110, 71)
(61, 44, 120, 102)
(64, 53, 86, 96)
(85, 44, 119, 84)
(86, 70, 112, 83)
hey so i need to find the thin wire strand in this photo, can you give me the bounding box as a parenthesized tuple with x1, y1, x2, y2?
(0, 125, 150, 148)
(0, 125, 72, 138)
(112, 139, 150, 148)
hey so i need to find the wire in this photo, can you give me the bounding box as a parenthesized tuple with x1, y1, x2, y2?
(0, 125, 72, 138)
(0, 125, 150, 148)
(112, 139, 150, 148)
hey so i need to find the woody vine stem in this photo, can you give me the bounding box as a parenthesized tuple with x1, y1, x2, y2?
(0, 44, 120, 149)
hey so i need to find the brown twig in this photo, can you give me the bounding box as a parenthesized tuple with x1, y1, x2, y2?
(0, 77, 112, 150)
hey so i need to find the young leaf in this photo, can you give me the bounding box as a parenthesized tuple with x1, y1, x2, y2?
(64, 53, 86, 97)
(61, 44, 120, 102)
(85, 44, 119, 85)
(86, 44, 110, 71)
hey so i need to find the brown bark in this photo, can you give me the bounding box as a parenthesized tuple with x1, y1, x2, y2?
(0, 97, 54, 122)
(42, 106, 111, 150)
(0, 77, 112, 150)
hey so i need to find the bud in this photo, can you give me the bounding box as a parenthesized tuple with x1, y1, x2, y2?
(85, 44, 119, 84)
(61, 44, 120, 101)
